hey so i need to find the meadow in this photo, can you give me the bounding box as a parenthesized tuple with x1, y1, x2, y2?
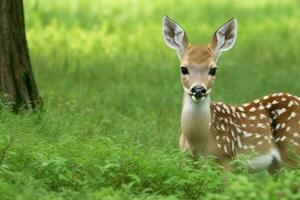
(1, 0, 300, 199)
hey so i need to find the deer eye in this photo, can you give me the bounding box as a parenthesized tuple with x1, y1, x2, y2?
(209, 67, 217, 76)
(181, 67, 189, 75)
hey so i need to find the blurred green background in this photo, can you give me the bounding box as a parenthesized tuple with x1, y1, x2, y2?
(0, 0, 300, 199)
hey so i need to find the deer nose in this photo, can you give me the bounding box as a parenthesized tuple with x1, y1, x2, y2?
(191, 86, 207, 98)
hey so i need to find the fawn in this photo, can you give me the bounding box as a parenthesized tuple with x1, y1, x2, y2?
(162, 16, 300, 173)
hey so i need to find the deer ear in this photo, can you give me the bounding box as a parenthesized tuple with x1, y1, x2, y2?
(210, 18, 237, 53)
(162, 16, 188, 54)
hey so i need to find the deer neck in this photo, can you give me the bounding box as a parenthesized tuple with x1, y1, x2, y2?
(181, 93, 211, 151)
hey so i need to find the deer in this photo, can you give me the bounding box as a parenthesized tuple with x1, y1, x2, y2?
(162, 16, 300, 173)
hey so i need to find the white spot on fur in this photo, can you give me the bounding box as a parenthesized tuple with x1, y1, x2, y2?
(290, 139, 299, 146)
(260, 114, 267, 119)
(241, 113, 247, 118)
(236, 127, 242, 133)
(272, 100, 279, 105)
(221, 124, 225, 131)
(287, 112, 297, 120)
(275, 124, 281, 130)
(249, 107, 256, 112)
(269, 118, 273, 123)
(231, 143, 235, 153)
(226, 137, 230, 143)
(249, 116, 256, 120)
(223, 105, 230, 113)
(254, 99, 260, 103)
(280, 136, 287, 142)
(264, 135, 271, 144)
(288, 101, 294, 107)
(257, 123, 265, 128)
(258, 104, 265, 110)
(293, 132, 300, 138)
(276, 108, 286, 116)
(293, 101, 299, 106)
(255, 133, 262, 138)
(243, 132, 253, 138)
(231, 106, 236, 112)
(224, 146, 228, 154)
(237, 107, 245, 112)
(263, 96, 269, 100)
(230, 130, 235, 136)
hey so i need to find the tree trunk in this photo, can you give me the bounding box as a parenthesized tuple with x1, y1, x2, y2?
(0, 0, 41, 111)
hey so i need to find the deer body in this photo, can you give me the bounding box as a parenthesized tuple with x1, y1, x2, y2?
(162, 16, 300, 172)
(182, 92, 300, 172)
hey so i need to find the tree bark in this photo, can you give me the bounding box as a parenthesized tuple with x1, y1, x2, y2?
(0, 0, 41, 111)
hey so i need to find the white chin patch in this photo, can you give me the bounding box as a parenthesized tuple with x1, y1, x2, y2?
(191, 95, 205, 102)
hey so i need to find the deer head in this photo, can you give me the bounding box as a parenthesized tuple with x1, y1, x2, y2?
(162, 16, 237, 102)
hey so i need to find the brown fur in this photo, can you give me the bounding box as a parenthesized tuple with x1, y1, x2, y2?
(168, 19, 300, 173)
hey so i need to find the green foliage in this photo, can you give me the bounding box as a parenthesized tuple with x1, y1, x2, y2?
(1, 0, 300, 199)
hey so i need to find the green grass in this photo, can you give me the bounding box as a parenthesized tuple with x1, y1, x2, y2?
(1, 0, 300, 199)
